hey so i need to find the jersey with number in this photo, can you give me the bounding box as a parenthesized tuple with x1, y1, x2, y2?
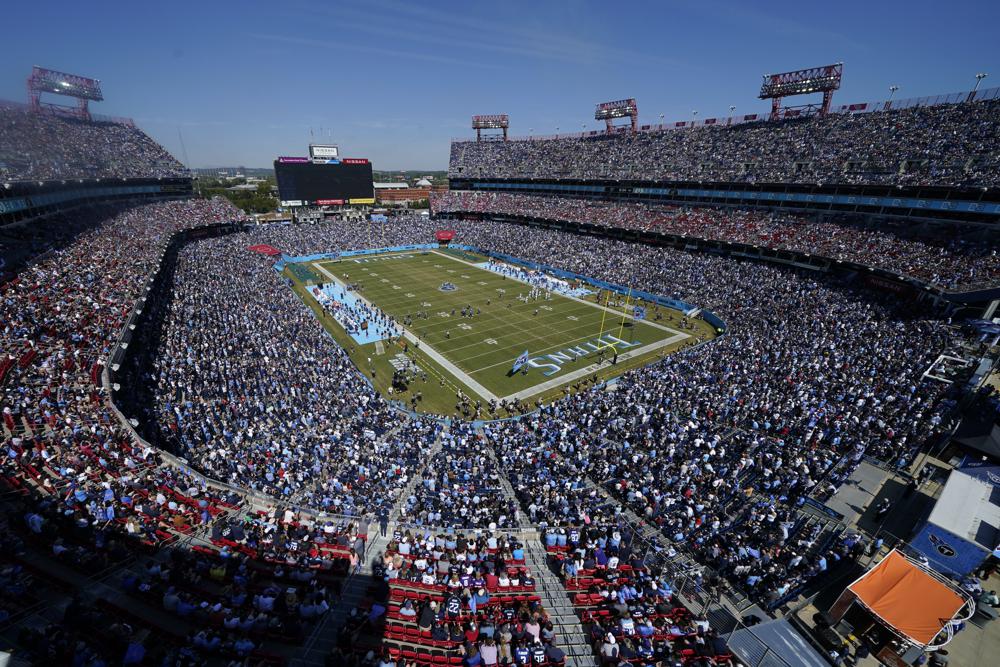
(445, 596, 462, 617)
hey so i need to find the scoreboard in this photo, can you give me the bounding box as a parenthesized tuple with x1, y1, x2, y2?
(274, 157, 374, 206)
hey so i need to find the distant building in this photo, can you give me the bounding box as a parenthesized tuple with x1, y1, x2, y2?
(226, 183, 261, 192)
(377, 186, 431, 204)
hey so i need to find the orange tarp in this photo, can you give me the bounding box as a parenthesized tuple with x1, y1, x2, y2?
(848, 551, 965, 645)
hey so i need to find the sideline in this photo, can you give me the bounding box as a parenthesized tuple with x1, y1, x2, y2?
(312, 261, 502, 403)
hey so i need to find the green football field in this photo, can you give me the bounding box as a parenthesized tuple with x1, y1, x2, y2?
(287, 248, 716, 414)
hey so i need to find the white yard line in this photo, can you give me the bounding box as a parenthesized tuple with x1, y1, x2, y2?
(311, 262, 501, 403)
(310, 252, 697, 405)
(430, 249, 687, 336)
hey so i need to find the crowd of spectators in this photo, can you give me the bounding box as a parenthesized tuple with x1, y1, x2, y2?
(0, 193, 977, 663)
(432, 191, 1000, 290)
(134, 229, 443, 515)
(543, 524, 741, 665)
(0, 197, 307, 662)
(335, 529, 574, 666)
(449, 99, 1000, 186)
(118, 214, 961, 547)
(0, 104, 188, 181)
(426, 217, 963, 608)
(399, 422, 520, 530)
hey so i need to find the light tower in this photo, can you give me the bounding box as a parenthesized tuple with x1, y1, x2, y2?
(27, 66, 104, 120)
(595, 99, 638, 134)
(885, 85, 899, 110)
(471, 115, 509, 142)
(759, 63, 843, 120)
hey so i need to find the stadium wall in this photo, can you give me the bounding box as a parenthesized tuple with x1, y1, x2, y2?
(435, 211, 1000, 307)
(448, 179, 1000, 227)
(0, 177, 194, 225)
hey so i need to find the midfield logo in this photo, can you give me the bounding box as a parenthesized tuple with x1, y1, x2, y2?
(526, 334, 639, 376)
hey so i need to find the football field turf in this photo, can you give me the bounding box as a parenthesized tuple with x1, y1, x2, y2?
(295, 248, 712, 409)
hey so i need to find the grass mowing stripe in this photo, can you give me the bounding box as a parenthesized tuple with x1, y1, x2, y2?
(307, 250, 710, 402)
(352, 254, 674, 380)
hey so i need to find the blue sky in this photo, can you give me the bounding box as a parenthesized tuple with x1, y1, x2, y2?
(3, 0, 996, 170)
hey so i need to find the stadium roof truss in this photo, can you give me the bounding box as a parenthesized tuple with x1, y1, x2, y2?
(759, 63, 842, 120)
(472, 114, 509, 142)
(595, 98, 638, 134)
(27, 66, 104, 121)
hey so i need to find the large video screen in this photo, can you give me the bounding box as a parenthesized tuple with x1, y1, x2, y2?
(273, 159, 374, 205)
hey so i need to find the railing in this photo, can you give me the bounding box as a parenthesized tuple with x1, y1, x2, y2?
(435, 208, 1000, 300)
(451, 85, 1000, 143)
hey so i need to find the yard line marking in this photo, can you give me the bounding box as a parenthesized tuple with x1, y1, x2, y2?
(465, 324, 686, 375)
(309, 252, 704, 405)
(311, 261, 500, 402)
(430, 250, 684, 336)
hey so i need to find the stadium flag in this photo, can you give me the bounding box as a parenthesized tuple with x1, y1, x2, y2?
(633, 305, 647, 320)
(511, 350, 530, 373)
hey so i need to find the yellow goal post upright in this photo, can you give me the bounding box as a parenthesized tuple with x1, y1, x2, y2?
(595, 285, 633, 359)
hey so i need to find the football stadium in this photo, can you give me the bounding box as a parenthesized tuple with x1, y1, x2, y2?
(1, 4, 1000, 666)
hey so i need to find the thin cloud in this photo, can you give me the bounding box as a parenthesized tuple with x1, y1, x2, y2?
(246, 32, 503, 70)
(294, 0, 684, 69)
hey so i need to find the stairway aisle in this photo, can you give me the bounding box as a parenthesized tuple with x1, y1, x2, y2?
(294, 424, 450, 664)
(292, 523, 390, 666)
(389, 427, 446, 523)
(522, 540, 599, 667)
(480, 426, 597, 666)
